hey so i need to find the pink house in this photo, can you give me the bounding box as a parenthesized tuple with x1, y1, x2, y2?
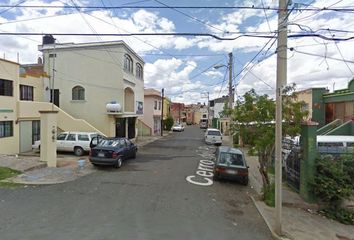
(142, 88, 162, 135)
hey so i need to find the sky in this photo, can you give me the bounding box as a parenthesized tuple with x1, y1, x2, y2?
(0, 0, 353, 104)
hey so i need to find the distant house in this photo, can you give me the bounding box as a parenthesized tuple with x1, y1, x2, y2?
(171, 102, 186, 123)
(142, 88, 162, 136)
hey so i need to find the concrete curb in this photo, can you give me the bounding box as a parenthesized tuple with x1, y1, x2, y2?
(250, 196, 292, 240)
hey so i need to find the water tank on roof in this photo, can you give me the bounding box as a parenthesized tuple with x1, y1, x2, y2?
(43, 35, 55, 45)
(106, 102, 122, 113)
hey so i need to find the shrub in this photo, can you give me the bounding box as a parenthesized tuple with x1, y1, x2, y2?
(313, 155, 354, 225)
(163, 115, 174, 131)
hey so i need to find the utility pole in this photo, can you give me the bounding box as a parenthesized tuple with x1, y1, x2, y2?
(228, 52, 233, 147)
(161, 88, 164, 136)
(275, 0, 288, 235)
(206, 92, 210, 127)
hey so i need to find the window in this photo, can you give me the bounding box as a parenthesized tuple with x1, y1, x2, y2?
(72, 86, 85, 100)
(158, 101, 161, 110)
(124, 54, 133, 73)
(20, 85, 34, 101)
(32, 120, 40, 144)
(136, 63, 143, 79)
(154, 101, 157, 110)
(0, 121, 13, 138)
(78, 134, 89, 141)
(0, 79, 13, 96)
(66, 134, 76, 141)
(57, 133, 67, 140)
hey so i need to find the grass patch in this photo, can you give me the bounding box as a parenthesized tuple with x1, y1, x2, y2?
(0, 167, 22, 188)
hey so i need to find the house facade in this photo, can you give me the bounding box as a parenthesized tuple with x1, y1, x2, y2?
(142, 88, 162, 136)
(171, 102, 186, 123)
(39, 38, 144, 139)
(0, 58, 52, 154)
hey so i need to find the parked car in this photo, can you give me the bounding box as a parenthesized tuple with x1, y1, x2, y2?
(213, 146, 249, 185)
(172, 124, 184, 132)
(205, 128, 222, 146)
(32, 132, 100, 156)
(89, 137, 137, 168)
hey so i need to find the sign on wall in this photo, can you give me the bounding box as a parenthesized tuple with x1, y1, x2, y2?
(136, 101, 143, 114)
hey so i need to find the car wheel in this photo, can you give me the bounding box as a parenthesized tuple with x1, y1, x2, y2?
(242, 177, 249, 186)
(74, 147, 84, 156)
(115, 157, 122, 168)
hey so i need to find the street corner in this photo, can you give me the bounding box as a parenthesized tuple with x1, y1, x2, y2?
(8, 159, 97, 185)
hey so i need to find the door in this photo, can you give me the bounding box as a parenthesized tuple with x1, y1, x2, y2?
(19, 121, 32, 153)
(50, 89, 60, 107)
(64, 133, 77, 152)
(128, 117, 136, 139)
(116, 118, 126, 138)
(56, 133, 68, 151)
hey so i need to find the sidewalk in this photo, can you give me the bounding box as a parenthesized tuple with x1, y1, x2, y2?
(222, 136, 354, 240)
(0, 133, 168, 185)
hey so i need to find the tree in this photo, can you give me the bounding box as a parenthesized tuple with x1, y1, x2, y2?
(163, 115, 174, 131)
(232, 84, 308, 191)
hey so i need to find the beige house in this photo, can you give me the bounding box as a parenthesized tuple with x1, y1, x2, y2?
(141, 88, 162, 136)
(0, 39, 145, 154)
(39, 38, 145, 139)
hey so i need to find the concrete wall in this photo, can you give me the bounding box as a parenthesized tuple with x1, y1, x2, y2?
(42, 43, 144, 137)
(0, 59, 20, 154)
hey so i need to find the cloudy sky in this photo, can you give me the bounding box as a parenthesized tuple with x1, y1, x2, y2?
(0, 0, 353, 104)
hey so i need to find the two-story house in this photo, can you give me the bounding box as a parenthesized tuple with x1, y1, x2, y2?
(142, 88, 162, 136)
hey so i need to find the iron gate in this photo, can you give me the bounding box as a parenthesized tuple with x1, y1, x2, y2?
(283, 143, 301, 192)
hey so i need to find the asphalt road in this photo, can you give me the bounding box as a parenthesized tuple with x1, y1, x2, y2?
(0, 125, 271, 240)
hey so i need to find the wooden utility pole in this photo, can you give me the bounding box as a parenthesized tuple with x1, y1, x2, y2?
(228, 52, 233, 147)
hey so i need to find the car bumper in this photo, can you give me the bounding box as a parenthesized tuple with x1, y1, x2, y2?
(89, 157, 118, 166)
(205, 139, 222, 145)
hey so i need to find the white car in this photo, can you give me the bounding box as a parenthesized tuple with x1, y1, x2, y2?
(172, 124, 184, 132)
(205, 128, 222, 146)
(32, 132, 100, 156)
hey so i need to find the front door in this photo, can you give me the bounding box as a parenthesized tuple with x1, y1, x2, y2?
(116, 118, 126, 138)
(128, 117, 136, 139)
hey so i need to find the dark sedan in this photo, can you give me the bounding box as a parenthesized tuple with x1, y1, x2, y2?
(89, 137, 137, 168)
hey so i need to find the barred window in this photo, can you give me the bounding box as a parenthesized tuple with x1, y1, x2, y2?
(72, 86, 85, 100)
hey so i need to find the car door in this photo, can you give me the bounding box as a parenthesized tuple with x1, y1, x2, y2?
(120, 139, 129, 159)
(77, 134, 90, 151)
(125, 139, 134, 157)
(64, 133, 77, 152)
(56, 133, 68, 151)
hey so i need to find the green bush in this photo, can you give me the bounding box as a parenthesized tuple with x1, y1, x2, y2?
(163, 115, 174, 131)
(263, 183, 275, 207)
(313, 155, 354, 225)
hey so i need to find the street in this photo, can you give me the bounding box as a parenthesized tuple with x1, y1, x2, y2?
(0, 125, 271, 240)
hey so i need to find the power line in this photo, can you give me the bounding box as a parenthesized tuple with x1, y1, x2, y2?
(1, 4, 354, 11)
(1, 32, 354, 41)
(0, 0, 27, 15)
(153, 0, 225, 33)
(290, 48, 354, 64)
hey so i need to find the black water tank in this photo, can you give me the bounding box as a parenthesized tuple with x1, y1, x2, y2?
(43, 35, 55, 45)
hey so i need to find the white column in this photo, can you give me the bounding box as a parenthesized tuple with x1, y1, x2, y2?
(39, 110, 58, 167)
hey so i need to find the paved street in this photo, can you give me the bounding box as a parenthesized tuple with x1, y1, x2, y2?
(0, 125, 271, 240)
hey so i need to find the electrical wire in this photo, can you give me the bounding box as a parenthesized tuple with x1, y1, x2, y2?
(0, 0, 27, 15)
(290, 48, 354, 64)
(1, 4, 354, 11)
(1, 32, 354, 41)
(153, 0, 225, 33)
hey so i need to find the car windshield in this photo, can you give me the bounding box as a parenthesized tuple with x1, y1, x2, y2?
(98, 139, 124, 147)
(218, 153, 244, 167)
(207, 130, 221, 136)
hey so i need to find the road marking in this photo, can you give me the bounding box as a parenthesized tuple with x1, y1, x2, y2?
(186, 159, 214, 187)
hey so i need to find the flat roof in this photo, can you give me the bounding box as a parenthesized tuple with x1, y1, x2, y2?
(38, 40, 144, 63)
